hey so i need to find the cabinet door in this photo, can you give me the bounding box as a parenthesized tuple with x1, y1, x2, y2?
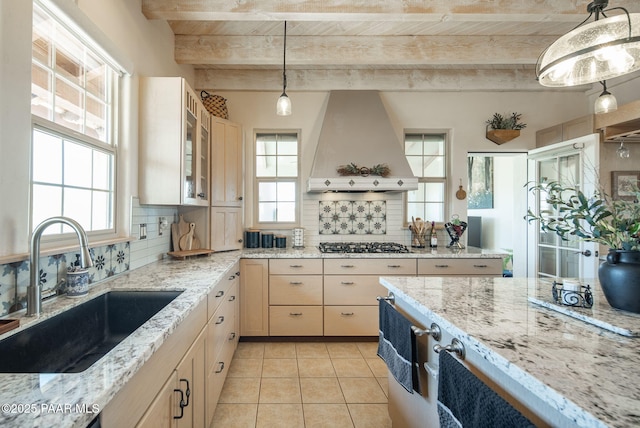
(210, 207, 243, 251)
(211, 118, 243, 207)
(240, 259, 269, 336)
(136, 372, 178, 428)
(175, 329, 206, 428)
(197, 107, 210, 204)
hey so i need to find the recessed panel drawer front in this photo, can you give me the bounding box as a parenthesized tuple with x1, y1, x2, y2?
(208, 263, 239, 319)
(324, 258, 416, 275)
(269, 258, 323, 275)
(324, 306, 378, 336)
(269, 275, 323, 305)
(324, 275, 387, 305)
(269, 306, 323, 336)
(417, 258, 503, 276)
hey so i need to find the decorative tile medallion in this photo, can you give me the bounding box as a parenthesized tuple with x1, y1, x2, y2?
(319, 200, 386, 235)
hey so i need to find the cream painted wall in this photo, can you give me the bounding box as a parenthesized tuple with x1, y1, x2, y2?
(0, 0, 193, 258)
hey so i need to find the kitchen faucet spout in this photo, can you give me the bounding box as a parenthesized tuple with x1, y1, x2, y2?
(27, 216, 93, 317)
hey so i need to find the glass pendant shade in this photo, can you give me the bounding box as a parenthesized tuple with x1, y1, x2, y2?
(276, 93, 292, 116)
(537, 13, 640, 87)
(594, 90, 618, 114)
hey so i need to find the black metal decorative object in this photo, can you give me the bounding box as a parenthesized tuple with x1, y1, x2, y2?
(552, 281, 594, 308)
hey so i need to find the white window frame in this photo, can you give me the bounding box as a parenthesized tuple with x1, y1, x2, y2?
(403, 130, 450, 226)
(30, 0, 120, 244)
(253, 130, 301, 227)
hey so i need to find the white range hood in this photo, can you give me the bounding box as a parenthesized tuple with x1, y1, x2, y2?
(307, 91, 418, 192)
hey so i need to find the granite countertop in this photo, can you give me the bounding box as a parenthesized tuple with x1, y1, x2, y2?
(0, 251, 242, 428)
(379, 276, 640, 428)
(241, 245, 505, 259)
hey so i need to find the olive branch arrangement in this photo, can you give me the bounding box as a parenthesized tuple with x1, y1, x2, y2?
(337, 163, 390, 177)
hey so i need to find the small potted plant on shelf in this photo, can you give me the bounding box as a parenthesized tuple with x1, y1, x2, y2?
(525, 180, 640, 313)
(485, 112, 526, 145)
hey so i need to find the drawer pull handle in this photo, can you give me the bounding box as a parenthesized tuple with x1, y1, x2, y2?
(215, 362, 225, 373)
(216, 316, 225, 324)
(435, 264, 449, 268)
(289, 264, 303, 268)
(228, 275, 236, 280)
(228, 295, 236, 302)
(289, 312, 303, 316)
(215, 290, 224, 298)
(387, 265, 402, 268)
(228, 332, 236, 340)
(173, 388, 185, 419)
(340, 265, 355, 268)
(434, 338, 466, 360)
(179, 378, 191, 408)
(340, 281, 355, 285)
(341, 312, 354, 316)
(289, 281, 303, 285)
(473, 264, 488, 268)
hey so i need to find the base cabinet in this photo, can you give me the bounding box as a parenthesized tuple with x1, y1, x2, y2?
(240, 259, 269, 336)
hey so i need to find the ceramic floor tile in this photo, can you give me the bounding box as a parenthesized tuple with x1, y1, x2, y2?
(327, 343, 362, 358)
(339, 378, 387, 403)
(235, 342, 266, 359)
(210, 403, 258, 427)
(356, 342, 380, 358)
(256, 403, 304, 428)
(348, 403, 392, 428)
(259, 377, 301, 403)
(228, 358, 263, 378)
(262, 358, 299, 377)
(218, 377, 261, 404)
(376, 376, 389, 398)
(332, 358, 374, 377)
(298, 358, 336, 377)
(296, 342, 329, 358)
(264, 342, 297, 358)
(303, 403, 354, 428)
(300, 377, 345, 404)
(366, 357, 388, 377)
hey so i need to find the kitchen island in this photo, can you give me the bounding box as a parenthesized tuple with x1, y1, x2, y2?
(380, 276, 640, 428)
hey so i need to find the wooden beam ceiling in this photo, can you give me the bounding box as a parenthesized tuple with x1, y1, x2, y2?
(141, 0, 640, 92)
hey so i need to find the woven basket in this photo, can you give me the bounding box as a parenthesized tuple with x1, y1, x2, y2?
(200, 90, 229, 119)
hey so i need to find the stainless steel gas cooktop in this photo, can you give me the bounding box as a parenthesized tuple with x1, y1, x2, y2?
(318, 242, 410, 254)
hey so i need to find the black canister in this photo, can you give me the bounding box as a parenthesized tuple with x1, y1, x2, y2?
(261, 233, 274, 248)
(275, 235, 287, 248)
(245, 230, 260, 248)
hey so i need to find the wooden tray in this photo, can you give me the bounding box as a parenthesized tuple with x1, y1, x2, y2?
(167, 249, 215, 260)
(0, 319, 20, 335)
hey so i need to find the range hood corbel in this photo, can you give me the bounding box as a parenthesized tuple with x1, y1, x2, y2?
(307, 91, 418, 193)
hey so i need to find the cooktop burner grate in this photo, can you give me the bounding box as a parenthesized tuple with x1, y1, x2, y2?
(318, 242, 410, 253)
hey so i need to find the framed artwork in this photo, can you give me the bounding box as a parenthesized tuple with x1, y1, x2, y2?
(611, 171, 640, 201)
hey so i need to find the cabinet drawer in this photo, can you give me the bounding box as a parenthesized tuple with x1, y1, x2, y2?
(208, 265, 239, 319)
(324, 305, 378, 336)
(270, 275, 323, 305)
(417, 258, 502, 276)
(206, 329, 238, 426)
(324, 258, 416, 275)
(207, 294, 236, 366)
(269, 258, 323, 275)
(269, 306, 323, 336)
(324, 276, 387, 306)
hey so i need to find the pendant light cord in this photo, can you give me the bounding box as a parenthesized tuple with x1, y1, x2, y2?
(282, 21, 287, 94)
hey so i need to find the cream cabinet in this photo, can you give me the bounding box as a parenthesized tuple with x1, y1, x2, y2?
(535, 115, 594, 148)
(210, 207, 243, 251)
(211, 118, 243, 207)
(269, 259, 323, 336)
(139, 77, 210, 206)
(205, 263, 240, 427)
(323, 259, 416, 336)
(240, 259, 269, 336)
(417, 258, 502, 276)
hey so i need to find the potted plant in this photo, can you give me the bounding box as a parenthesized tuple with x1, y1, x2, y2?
(485, 112, 526, 145)
(526, 180, 640, 313)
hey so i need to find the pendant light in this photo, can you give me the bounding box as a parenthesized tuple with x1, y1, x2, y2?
(536, 0, 640, 87)
(594, 80, 618, 114)
(616, 140, 630, 158)
(276, 21, 292, 116)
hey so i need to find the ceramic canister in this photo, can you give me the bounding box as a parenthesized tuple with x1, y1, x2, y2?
(245, 229, 260, 248)
(261, 233, 274, 248)
(66, 269, 89, 297)
(275, 235, 287, 248)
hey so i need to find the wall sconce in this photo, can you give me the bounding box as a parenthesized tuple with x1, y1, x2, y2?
(536, 0, 640, 87)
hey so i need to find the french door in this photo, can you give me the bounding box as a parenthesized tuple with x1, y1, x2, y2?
(527, 134, 600, 280)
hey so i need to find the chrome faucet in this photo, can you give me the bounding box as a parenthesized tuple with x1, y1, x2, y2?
(27, 216, 93, 316)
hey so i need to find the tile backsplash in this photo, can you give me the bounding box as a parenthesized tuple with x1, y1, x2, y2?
(319, 200, 387, 235)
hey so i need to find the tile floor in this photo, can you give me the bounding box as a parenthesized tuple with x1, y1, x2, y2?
(211, 341, 391, 427)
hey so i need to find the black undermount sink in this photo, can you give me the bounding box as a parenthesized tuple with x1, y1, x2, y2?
(0, 290, 182, 373)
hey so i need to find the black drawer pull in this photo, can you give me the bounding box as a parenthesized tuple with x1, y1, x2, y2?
(341, 312, 354, 316)
(289, 312, 303, 316)
(340, 281, 355, 285)
(215, 290, 224, 298)
(216, 316, 225, 324)
(228, 332, 236, 340)
(173, 389, 185, 419)
(289, 264, 303, 268)
(435, 264, 449, 268)
(289, 281, 303, 285)
(473, 264, 488, 268)
(228, 275, 236, 280)
(228, 295, 236, 301)
(340, 265, 355, 268)
(387, 265, 402, 268)
(215, 362, 225, 373)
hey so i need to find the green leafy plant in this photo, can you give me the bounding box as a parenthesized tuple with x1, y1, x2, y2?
(525, 181, 640, 251)
(486, 112, 527, 130)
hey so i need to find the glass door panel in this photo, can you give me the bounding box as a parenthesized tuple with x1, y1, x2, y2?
(184, 110, 196, 200)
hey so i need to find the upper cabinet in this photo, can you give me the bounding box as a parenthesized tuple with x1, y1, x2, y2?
(535, 115, 595, 148)
(139, 77, 210, 206)
(211, 117, 243, 207)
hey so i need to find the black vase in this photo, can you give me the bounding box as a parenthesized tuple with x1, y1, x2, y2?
(598, 250, 640, 313)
